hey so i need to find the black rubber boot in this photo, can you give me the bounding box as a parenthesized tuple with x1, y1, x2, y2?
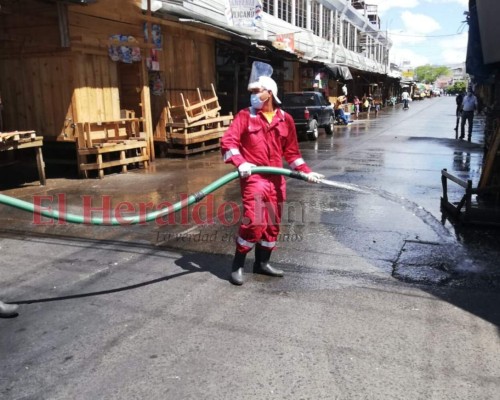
(230, 251, 246, 286)
(254, 247, 284, 277)
(0, 301, 19, 317)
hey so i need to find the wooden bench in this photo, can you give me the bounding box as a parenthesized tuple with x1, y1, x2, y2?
(75, 119, 149, 179)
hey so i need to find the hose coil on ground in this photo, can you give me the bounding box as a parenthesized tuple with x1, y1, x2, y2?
(0, 167, 308, 226)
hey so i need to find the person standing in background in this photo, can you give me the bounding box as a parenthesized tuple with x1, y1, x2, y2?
(454, 91, 464, 134)
(362, 94, 372, 114)
(401, 89, 410, 110)
(460, 90, 478, 142)
(335, 96, 351, 125)
(353, 96, 360, 118)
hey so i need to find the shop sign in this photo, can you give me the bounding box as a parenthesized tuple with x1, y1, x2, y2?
(224, 0, 263, 29)
(273, 33, 295, 52)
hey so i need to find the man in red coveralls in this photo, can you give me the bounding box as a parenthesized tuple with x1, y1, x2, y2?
(221, 75, 324, 285)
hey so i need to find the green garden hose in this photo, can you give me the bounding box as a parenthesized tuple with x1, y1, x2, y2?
(0, 167, 309, 226)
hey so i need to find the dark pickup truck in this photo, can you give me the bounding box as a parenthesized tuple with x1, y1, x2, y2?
(282, 91, 335, 140)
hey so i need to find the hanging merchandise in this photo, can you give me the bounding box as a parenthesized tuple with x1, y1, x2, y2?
(108, 35, 142, 63)
(146, 49, 160, 71)
(149, 71, 164, 96)
(152, 24, 162, 49)
(144, 23, 163, 50)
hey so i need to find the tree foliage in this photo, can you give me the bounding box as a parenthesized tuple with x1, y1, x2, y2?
(446, 81, 467, 95)
(414, 65, 451, 84)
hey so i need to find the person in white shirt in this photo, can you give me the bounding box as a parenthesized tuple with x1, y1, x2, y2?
(460, 90, 478, 141)
(401, 90, 410, 109)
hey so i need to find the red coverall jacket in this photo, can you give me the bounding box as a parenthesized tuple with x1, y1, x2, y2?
(221, 107, 312, 253)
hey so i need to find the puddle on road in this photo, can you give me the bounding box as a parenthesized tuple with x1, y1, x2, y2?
(392, 240, 452, 285)
(300, 179, 500, 288)
(314, 178, 454, 243)
(392, 239, 500, 288)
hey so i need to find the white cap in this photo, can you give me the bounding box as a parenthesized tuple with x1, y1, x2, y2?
(248, 76, 281, 104)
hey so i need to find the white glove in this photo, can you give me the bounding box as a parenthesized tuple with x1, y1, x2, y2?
(305, 171, 325, 184)
(238, 162, 256, 178)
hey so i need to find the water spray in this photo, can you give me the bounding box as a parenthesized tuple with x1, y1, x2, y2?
(319, 179, 368, 193)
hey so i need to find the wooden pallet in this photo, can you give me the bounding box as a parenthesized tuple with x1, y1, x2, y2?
(167, 137, 222, 157)
(166, 83, 221, 125)
(0, 130, 36, 143)
(75, 120, 149, 178)
(163, 113, 233, 156)
(169, 129, 226, 146)
(77, 140, 149, 179)
(158, 84, 233, 157)
(167, 114, 232, 136)
(75, 119, 144, 148)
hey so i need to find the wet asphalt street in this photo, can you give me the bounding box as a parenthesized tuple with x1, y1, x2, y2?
(1, 96, 499, 399)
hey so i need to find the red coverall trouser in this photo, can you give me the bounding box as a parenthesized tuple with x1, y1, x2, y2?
(237, 174, 285, 254)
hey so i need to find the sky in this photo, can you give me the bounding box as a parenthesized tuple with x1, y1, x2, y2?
(367, 0, 469, 68)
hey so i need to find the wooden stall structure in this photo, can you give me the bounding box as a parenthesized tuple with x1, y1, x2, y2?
(0, 0, 240, 170)
(2, 0, 314, 170)
(0, 0, 156, 178)
(142, 15, 234, 156)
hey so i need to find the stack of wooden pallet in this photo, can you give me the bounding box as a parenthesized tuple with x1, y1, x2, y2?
(162, 84, 233, 157)
(75, 118, 149, 179)
(0, 130, 37, 144)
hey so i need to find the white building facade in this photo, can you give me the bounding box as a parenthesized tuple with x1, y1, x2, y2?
(147, 0, 394, 76)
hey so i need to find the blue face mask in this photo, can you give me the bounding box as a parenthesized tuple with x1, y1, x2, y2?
(250, 93, 265, 109)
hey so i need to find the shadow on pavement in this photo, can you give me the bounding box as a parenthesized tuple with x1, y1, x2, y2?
(13, 270, 193, 305)
(174, 252, 231, 282)
(1, 228, 232, 305)
(436, 287, 500, 329)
